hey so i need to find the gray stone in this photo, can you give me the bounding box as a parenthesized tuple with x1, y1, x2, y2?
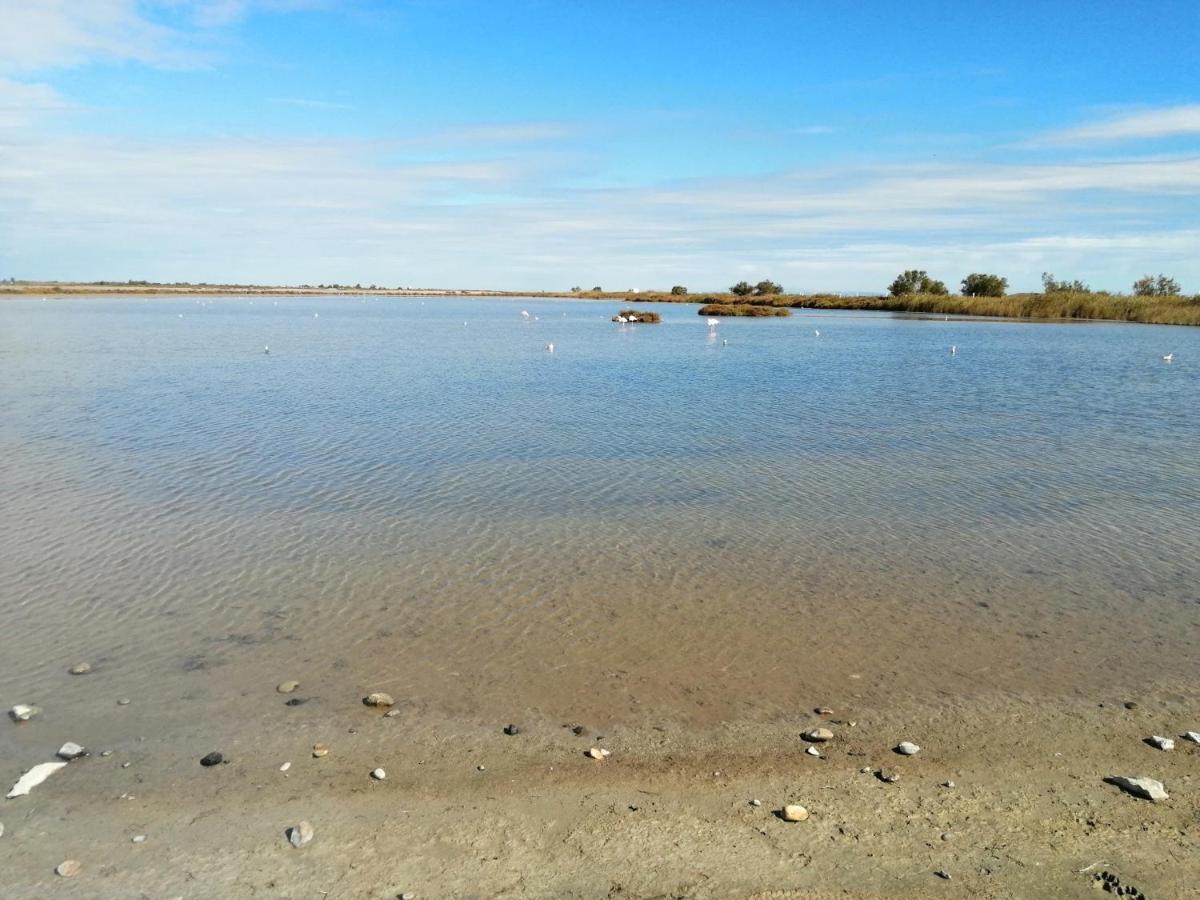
(69, 663, 92, 675)
(8, 704, 40, 722)
(1107, 775, 1168, 801)
(288, 821, 314, 848)
(1184, 731, 1200, 744)
(57, 742, 87, 761)
(896, 741, 920, 755)
(0, 822, 5, 838)
(363, 692, 394, 707)
(802, 727, 833, 742)
(1148, 735, 1175, 751)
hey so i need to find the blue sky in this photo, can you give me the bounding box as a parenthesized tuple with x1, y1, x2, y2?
(1, 1, 1198, 292)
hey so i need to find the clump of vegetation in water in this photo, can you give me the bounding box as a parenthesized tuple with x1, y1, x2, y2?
(612, 308, 662, 323)
(698, 303, 790, 317)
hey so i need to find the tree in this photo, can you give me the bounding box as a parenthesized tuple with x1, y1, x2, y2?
(592, 285, 603, 292)
(1133, 274, 1181, 297)
(753, 279, 784, 295)
(1042, 272, 1090, 294)
(961, 273, 1008, 297)
(730, 281, 754, 296)
(670, 285, 688, 295)
(570, 286, 582, 293)
(888, 270, 947, 296)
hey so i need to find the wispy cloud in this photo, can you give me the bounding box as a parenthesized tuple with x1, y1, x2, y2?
(269, 96, 354, 110)
(1035, 104, 1200, 145)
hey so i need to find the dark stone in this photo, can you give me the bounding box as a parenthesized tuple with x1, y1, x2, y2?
(1124, 701, 1138, 709)
(503, 724, 520, 736)
(200, 752, 224, 767)
(571, 725, 585, 736)
(285, 697, 309, 706)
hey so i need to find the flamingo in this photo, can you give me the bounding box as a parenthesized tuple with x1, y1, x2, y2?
(615, 316, 627, 323)
(706, 317, 720, 328)
(628, 315, 638, 322)
(545, 342, 555, 353)
(814, 329, 820, 336)
(521, 310, 530, 318)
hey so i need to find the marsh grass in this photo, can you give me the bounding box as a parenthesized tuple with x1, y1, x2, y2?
(613, 308, 662, 323)
(698, 303, 791, 317)
(617, 290, 1200, 326)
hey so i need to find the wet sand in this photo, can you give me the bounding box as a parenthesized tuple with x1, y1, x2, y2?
(3, 686, 1198, 898)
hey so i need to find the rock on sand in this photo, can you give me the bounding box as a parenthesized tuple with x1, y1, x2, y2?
(276, 681, 300, 694)
(896, 741, 921, 755)
(363, 692, 394, 707)
(7, 761, 68, 799)
(56, 860, 81, 877)
(802, 728, 833, 742)
(288, 821, 314, 847)
(781, 804, 809, 821)
(57, 742, 87, 761)
(1148, 735, 1175, 751)
(1106, 775, 1168, 801)
(8, 704, 40, 722)
(69, 663, 92, 675)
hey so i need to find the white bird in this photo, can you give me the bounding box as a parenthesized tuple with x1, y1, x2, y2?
(722, 339, 728, 346)
(615, 315, 627, 323)
(521, 310, 530, 318)
(628, 315, 638, 322)
(951, 345, 957, 355)
(545, 342, 555, 353)
(814, 329, 820, 336)
(706, 317, 720, 328)
(313, 312, 319, 318)
(264, 345, 270, 354)
(1163, 352, 1174, 362)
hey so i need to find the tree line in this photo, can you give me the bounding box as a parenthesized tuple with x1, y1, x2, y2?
(886, 270, 1185, 298)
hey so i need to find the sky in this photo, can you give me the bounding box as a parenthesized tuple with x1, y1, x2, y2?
(1, 0, 1198, 293)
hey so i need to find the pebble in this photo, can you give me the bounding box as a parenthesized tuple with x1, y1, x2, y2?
(8, 704, 40, 722)
(503, 724, 520, 735)
(781, 804, 809, 822)
(586, 747, 611, 760)
(477, 765, 486, 771)
(1185, 731, 1200, 744)
(200, 751, 224, 767)
(288, 820, 314, 848)
(896, 741, 921, 756)
(280, 762, 291, 772)
(805, 746, 821, 757)
(285, 697, 308, 706)
(101, 751, 113, 758)
(371, 768, 386, 780)
(940, 832, 953, 841)
(815, 707, 834, 716)
(276, 681, 300, 693)
(363, 692, 394, 707)
(1123, 700, 1138, 709)
(117, 698, 131, 706)
(384, 709, 402, 718)
(860, 766, 873, 774)
(400, 894, 415, 900)
(750, 799, 761, 807)
(942, 781, 956, 788)
(1107, 775, 1168, 801)
(0, 822, 5, 838)
(122, 762, 131, 768)
(57, 742, 87, 761)
(69, 663, 92, 675)
(935, 870, 952, 880)
(56, 860, 81, 877)
(132, 835, 146, 844)
(312, 744, 329, 758)
(802, 727, 833, 742)
(878, 769, 900, 783)
(1148, 735, 1174, 751)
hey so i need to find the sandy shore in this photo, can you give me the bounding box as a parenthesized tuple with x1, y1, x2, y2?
(3, 686, 1197, 898)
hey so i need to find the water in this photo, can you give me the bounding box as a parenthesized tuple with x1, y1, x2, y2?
(1, 296, 1198, 741)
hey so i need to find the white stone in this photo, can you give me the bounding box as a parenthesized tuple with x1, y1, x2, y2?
(371, 768, 386, 780)
(132, 835, 146, 844)
(0, 822, 5, 838)
(1185, 731, 1200, 744)
(750, 799, 761, 807)
(69, 663, 92, 675)
(280, 762, 291, 772)
(9, 704, 40, 722)
(276, 681, 300, 694)
(363, 692, 394, 707)
(7, 761, 68, 798)
(1108, 775, 1168, 801)
(57, 742, 87, 760)
(802, 728, 833, 742)
(781, 804, 809, 821)
(586, 747, 610, 760)
(288, 821, 314, 848)
(56, 860, 81, 877)
(805, 746, 821, 757)
(897, 741, 920, 755)
(1149, 735, 1175, 751)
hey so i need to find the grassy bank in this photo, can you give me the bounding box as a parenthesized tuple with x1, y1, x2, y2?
(586, 290, 1200, 326)
(612, 308, 662, 323)
(698, 303, 790, 317)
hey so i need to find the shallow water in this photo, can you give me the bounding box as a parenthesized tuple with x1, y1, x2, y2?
(1, 296, 1198, 742)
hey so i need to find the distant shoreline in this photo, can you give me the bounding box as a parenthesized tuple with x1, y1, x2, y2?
(4, 282, 1198, 325)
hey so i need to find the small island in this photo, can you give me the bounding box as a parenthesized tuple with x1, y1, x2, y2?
(698, 303, 790, 317)
(612, 308, 662, 323)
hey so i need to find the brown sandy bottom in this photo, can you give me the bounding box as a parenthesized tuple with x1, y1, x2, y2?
(2, 687, 1198, 899)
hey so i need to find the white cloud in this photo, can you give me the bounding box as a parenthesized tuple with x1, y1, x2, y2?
(1036, 104, 1200, 144)
(0, 78, 71, 128)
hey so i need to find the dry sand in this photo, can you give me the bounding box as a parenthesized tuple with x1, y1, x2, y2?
(3, 687, 1197, 898)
